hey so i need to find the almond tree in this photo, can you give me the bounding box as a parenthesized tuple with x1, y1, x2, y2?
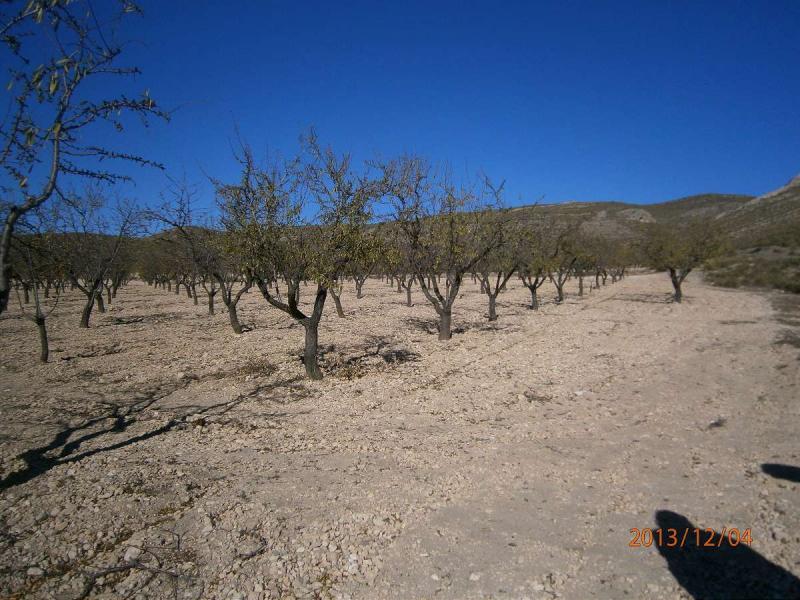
(153, 181, 251, 332)
(349, 229, 383, 299)
(384, 229, 417, 307)
(383, 156, 502, 340)
(0, 0, 168, 315)
(642, 221, 726, 302)
(517, 224, 549, 310)
(220, 134, 379, 379)
(474, 207, 516, 321)
(212, 239, 253, 334)
(547, 225, 580, 303)
(60, 188, 140, 328)
(8, 209, 64, 362)
(102, 247, 132, 305)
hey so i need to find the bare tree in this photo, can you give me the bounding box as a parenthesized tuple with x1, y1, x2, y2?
(380, 227, 416, 306)
(212, 242, 253, 334)
(474, 203, 516, 321)
(0, 0, 168, 315)
(349, 229, 383, 299)
(517, 223, 550, 310)
(151, 180, 252, 333)
(9, 209, 63, 362)
(60, 188, 141, 328)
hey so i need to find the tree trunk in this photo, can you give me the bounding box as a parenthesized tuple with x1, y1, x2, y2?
(23, 284, 30, 304)
(95, 293, 105, 313)
(555, 283, 565, 303)
(528, 287, 539, 310)
(578, 275, 584, 296)
(185, 285, 192, 299)
(208, 292, 215, 315)
(36, 315, 49, 363)
(44, 283, 51, 299)
(670, 270, 683, 303)
(80, 294, 94, 328)
(228, 304, 243, 334)
(488, 294, 498, 321)
(438, 309, 452, 341)
(406, 285, 412, 307)
(107, 286, 112, 305)
(331, 289, 345, 318)
(356, 280, 364, 299)
(303, 321, 323, 380)
(192, 284, 198, 305)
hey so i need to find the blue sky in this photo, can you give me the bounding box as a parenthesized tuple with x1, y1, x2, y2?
(104, 0, 800, 211)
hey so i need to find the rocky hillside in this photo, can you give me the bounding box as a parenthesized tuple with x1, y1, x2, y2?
(717, 174, 800, 247)
(511, 174, 800, 248)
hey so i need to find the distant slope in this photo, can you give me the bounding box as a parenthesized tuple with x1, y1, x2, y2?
(646, 193, 753, 224)
(508, 174, 800, 250)
(508, 193, 756, 240)
(716, 174, 800, 247)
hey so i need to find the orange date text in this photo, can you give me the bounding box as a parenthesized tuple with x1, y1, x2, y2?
(629, 527, 752, 548)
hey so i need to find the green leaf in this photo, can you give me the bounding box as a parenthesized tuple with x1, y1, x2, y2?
(31, 65, 44, 86)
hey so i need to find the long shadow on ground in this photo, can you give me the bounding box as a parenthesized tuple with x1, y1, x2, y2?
(0, 378, 297, 492)
(761, 463, 800, 483)
(615, 292, 674, 304)
(655, 510, 800, 599)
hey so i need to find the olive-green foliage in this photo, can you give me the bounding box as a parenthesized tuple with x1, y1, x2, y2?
(705, 249, 800, 294)
(642, 220, 728, 275)
(217, 135, 380, 288)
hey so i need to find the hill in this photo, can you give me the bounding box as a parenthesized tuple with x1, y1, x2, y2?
(509, 174, 799, 248)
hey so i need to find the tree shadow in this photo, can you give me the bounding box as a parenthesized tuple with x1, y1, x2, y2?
(316, 336, 421, 379)
(403, 316, 439, 335)
(615, 292, 674, 304)
(761, 463, 800, 483)
(774, 330, 800, 351)
(0, 378, 292, 492)
(654, 510, 800, 599)
(402, 316, 510, 336)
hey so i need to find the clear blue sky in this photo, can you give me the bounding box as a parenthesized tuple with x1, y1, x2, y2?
(111, 0, 800, 211)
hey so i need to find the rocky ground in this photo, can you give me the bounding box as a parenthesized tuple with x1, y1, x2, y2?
(0, 273, 798, 599)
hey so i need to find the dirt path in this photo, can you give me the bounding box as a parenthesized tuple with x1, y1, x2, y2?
(1, 273, 798, 599)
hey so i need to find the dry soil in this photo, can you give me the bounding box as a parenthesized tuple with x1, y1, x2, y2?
(0, 273, 798, 599)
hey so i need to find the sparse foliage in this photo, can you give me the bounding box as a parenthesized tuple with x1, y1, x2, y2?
(0, 0, 168, 315)
(642, 221, 727, 302)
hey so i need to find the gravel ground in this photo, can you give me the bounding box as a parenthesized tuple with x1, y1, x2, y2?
(0, 273, 798, 599)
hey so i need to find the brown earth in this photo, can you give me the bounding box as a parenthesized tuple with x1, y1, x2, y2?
(0, 273, 798, 599)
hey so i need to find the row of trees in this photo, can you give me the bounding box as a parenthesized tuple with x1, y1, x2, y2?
(7, 135, 725, 378)
(1, 2, 727, 380)
(1, 0, 168, 317)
